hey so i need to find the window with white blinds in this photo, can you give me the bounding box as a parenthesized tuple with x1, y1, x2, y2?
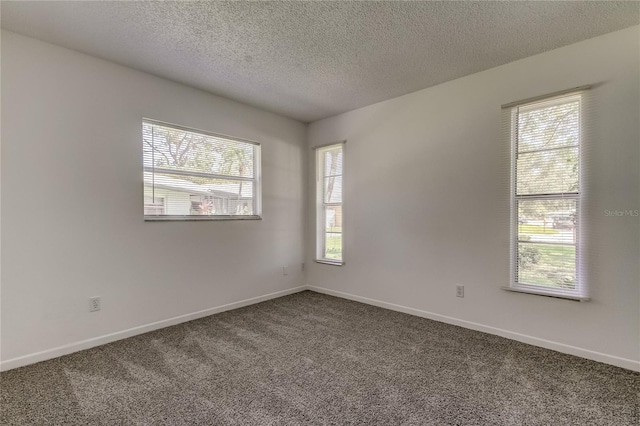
(316, 143, 344, 264)
(507, 91, 587, 300)
(143, 120, 261, 220)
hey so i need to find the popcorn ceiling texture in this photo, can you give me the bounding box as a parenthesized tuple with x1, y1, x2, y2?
(1, 1, 639, 122)
(1, 291, 639, 425)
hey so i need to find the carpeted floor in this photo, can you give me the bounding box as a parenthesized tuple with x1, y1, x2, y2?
(1, 291, 638, 425)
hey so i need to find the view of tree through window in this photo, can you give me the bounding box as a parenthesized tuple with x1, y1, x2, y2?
(316, 143, 344, 263)
(143, 121, 260, 219)
(512, 94, 581, 294)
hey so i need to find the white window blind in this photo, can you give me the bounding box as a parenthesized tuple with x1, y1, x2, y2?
(316, 142, 344, 264)
(506, 91, 587, 300)
(143, 120, 261, 220)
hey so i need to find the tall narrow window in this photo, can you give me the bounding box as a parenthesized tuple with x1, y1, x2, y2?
(507, 91, 586, 299)
(143, 120, 261, 220)
(316, 142, 344, 264)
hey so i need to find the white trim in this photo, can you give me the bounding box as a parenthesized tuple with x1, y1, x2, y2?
(312, 140, 347, 150)
(502, 285, 589, 301)
(143, 118, 261, 146)
(305, 285, 640, 372)
(0, 286, 307, 372)
(3, 285, 637, 373)
(145, 215, 262, 222)
(314, 259, 344, 266)
(501, 85, 590, 109)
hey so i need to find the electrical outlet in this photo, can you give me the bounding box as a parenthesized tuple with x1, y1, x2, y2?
(283, 266, 289, 276)
(301, 262, 305, 272)
(89, 296, 101, 312)
(456, 285, 464, 298)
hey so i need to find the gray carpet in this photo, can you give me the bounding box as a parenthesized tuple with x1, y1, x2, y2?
(1, 291, 638, 425)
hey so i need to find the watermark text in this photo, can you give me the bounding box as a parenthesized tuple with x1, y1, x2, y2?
(604, 209, 639, 217)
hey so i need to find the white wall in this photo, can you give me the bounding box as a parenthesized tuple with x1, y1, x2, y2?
(306, 26, 640, 369)
(2, 26, 638, 372)
(1, 31, 307, 367)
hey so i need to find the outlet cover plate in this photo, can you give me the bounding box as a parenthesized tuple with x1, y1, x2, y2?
(89, 296, 101, 312)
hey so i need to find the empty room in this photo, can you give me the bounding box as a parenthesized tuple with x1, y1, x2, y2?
(1, 1, 639, 425)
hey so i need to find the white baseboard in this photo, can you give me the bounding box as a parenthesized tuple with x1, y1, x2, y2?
(0, 286, 307, 372)
(4, 285, 638, 373)
(306, 285, 640, 372)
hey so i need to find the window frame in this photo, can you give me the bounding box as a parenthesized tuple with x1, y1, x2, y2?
(143, 119, 262, 221)
(315, 142, 345, 266)
(506, 90, 588, 301)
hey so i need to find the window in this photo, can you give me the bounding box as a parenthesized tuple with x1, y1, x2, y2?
(507, 90, 587, 299)
(143, 120, 261, 220)
(316, 142, 344, 264)
(144, 196, 165, 215)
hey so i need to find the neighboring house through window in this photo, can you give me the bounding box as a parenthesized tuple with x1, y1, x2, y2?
(143, 120, 261, 220)
(144, 196, 165, 215)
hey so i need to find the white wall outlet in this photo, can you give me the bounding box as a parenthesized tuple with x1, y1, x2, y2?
(301, 262, 305, 272)
(89, 296, 101, 312)
(456, 285, 464, 298)
(283, 266, 289, 275)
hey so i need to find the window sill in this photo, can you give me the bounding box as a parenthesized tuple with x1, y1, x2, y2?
(315, 259, 344, 266)
(502, 286, 589, 302)
(145, 215, 262, 221)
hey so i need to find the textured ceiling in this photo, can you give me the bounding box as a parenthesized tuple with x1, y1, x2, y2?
(2, 1, 639, 122)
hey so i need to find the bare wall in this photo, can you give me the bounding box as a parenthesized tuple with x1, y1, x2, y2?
(1, 31, 307, 365)
(306, 26, 640, 369)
